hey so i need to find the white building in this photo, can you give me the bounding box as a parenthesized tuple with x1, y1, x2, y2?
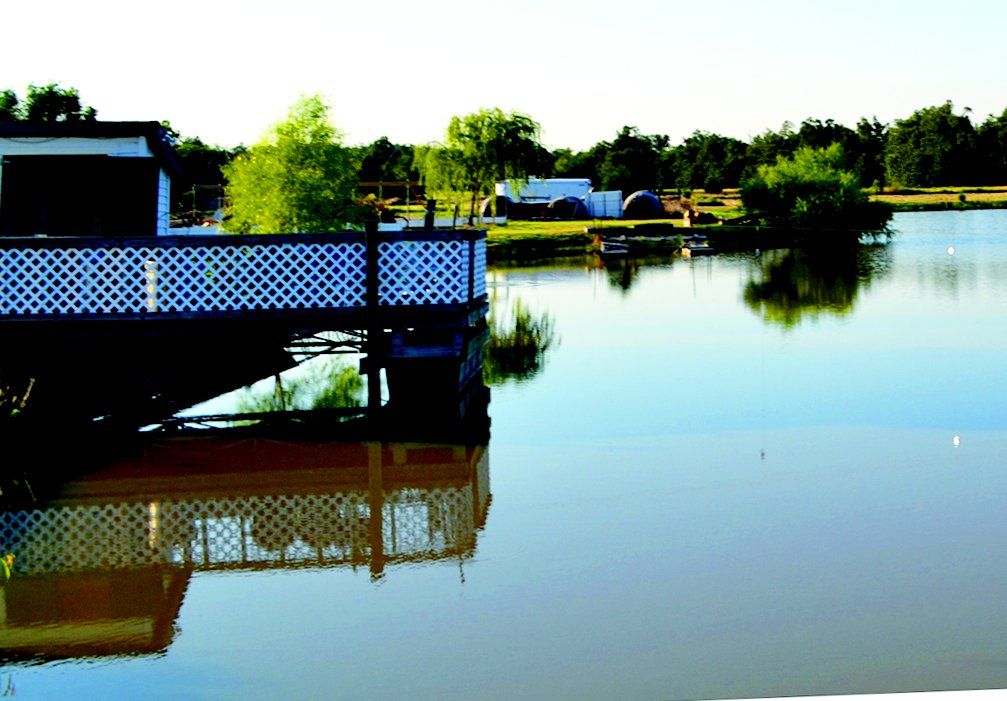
(495, 178, 593, 203)
(0, 121, 181, 237)
(495, 178, 623, 219)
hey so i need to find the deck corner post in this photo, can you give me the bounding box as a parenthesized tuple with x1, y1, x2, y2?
(364, 217, 382, 413)
(367, 442, 385, 579)
(468, 236, 476, 303)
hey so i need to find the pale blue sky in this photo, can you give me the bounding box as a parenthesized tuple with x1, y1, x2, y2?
(3, 0, 1005, 149)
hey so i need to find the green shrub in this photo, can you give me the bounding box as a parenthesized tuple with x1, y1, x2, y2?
(741, 143, 892, 230)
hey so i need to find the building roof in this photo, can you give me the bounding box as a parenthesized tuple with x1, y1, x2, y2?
(0, 120, 183, 180)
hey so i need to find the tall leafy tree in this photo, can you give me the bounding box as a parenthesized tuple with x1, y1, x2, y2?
(978, 109, 1007, 184)
(596, 126, 669, 194)
(223, 95, 358, 233)
(885, 101, 978, 186)
(0, 90, 19, 121)
(552, 147, 603, 183)
(0, 84, 97, 122)
(171, 132, 239, 214)
(22, 83, 96, 122)
(669, 131, 750, 191)
(794, 119, 860, 171)
(357, 136, 419, 184)
(854, 117, 888, 189)
(418, 108, 546, 223)
(746, 121, 799, 173)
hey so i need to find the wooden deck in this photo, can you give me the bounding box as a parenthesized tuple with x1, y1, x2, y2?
(0, 228, 487, 331)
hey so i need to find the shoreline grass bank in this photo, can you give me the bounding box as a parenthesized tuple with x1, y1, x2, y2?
(480, 186, 1007, 260)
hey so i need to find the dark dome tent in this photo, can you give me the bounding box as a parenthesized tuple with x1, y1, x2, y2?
(547, 196, 589, 220)
(623, 190, 663, 220)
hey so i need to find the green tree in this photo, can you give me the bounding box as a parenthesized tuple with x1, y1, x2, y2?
(795, 119, 858, 156)
(223, 95, 359, 233)
(596, 126, 669, 194)
(417, 108, 546, 224)
(741, 143, 892, 230)
(357, 136, 419, 184)
(746, 121, 798, 174)
(0, 83, 97, 122)
(885, 101, 978, 186)
(668, 130, 750, 191)
(978, 109, 1007, 184)
(22, 83, 96, 122)
(0, 90, 19, 121)
(854, 117, 888, 189)
(795, 117, 891, 188)
(172, 135, 238, 213)
(552, 147, 603, 183)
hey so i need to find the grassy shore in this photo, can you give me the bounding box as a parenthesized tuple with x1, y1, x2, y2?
(870, 185, 1007, 211)
(484, 219, 671, 258)
(397, 185, 1007, 260)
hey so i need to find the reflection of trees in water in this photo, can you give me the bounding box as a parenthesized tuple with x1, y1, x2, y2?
(483, 299, 557, 385)
(0, 373, 34, 418)
(744, 244, 892, 328)
(239, 358, 364, 413)
(601, 255, 680, 293)
(605, 258, 640, 292)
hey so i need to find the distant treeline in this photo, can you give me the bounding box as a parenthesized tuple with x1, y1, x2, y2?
(329, 100, 1007, 197)
(542, 101, 1007, 194)
(4, 84, 1006, 208)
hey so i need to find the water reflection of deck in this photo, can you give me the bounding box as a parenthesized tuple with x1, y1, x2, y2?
(0, 438, 490, 662)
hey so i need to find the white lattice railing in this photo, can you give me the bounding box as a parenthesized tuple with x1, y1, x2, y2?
(0, 231, 487, 317)
(0, 447, 491, 575)
(0, 485, 480, 575)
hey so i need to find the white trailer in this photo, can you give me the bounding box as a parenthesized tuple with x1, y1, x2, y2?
(495, 178, 592, 203)
(495, 178, 623, 219)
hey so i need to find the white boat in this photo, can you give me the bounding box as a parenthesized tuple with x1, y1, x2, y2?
(600, 237, 630, 256)
(682, 234, 715, 256)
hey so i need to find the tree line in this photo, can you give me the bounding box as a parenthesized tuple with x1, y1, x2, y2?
(349, 101, 1007, 195)
(3, 83, 1007, 229)
(549, 103, 1007, 193)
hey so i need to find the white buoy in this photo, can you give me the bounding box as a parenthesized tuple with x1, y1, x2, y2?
(947, 246, 956, 255)
(953, 434, 961, 448)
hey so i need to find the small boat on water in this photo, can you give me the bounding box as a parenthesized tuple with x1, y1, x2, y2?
(600, 237, 631, 256)
(681, 234, 715, 257)
(599, 234, 679, 257)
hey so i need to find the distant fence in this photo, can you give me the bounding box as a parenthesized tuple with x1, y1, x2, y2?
(0, 230, 486, 317)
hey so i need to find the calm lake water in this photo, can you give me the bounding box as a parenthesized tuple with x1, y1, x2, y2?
(3, 210, 1007, 699)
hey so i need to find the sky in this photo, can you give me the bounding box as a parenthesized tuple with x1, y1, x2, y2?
(3, 0, 1006, 150)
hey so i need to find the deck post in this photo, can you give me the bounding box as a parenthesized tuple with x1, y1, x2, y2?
(468, 237, 475, 303)
(367, 442, 385, 580)
(364, 217, 382, 414)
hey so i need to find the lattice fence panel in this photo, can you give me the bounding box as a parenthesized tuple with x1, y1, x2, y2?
(154, 243, 367, 312)
(0, 247, 151, 315)
(378, 240, 469, 305)
(473, 239, 487, 298)
(0, 238, 482, 315)
(475, 450, 491, 521)
(383, 487, 475, 557)
(0, 487, 475, 575)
